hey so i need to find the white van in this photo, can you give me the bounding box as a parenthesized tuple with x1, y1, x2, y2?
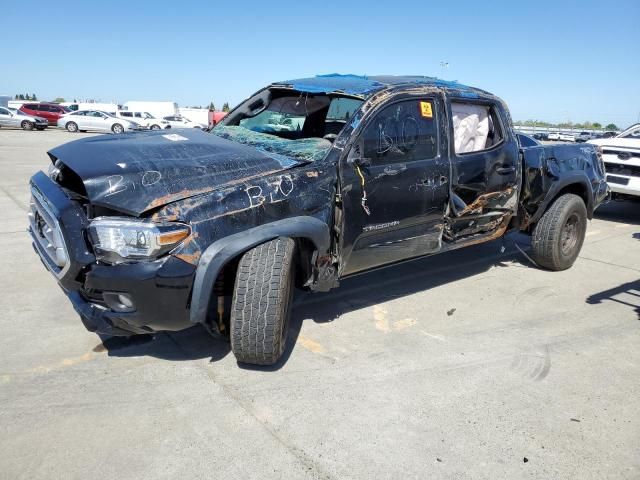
(116, 111, 170, 130)
(122, 101, 179, 120)
(63, 102, 118, 115)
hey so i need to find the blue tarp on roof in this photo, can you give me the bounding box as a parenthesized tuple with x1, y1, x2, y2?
(274, 73, 479, 97)
(275, 74, 384, 96)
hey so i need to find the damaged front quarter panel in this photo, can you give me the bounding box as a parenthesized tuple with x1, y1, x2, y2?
(154, 151, 337, 271)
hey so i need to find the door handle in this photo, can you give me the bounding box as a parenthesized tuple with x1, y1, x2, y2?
(496, 165, 515, 175)
(421, 176, 448, 186)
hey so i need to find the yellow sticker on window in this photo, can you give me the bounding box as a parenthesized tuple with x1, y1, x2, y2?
(420, 101, 433, 118)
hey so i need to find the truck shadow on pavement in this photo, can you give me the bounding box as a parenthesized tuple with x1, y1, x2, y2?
(102, 233, 533, 369)
(594, 200, 640, 225)
(586, 279, 640, 320)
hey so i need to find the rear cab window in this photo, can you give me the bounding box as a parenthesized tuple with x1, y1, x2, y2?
(450, 101, 504, 155)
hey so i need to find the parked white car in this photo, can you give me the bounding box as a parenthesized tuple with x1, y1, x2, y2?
(589, 123, 640, 199)
(558, 133, 575, 142)
(0, 107, 48, 130)
(162, 115, 206, 129)
(575, 131, 594, 142)
(57, 110, 141, 134)
(548, 132, 560, 140)
(116, 111, 170, 130)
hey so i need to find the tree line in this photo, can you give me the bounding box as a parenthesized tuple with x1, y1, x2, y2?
(14, 93, 37, 101)
(516, 119, 619, 131)
(207, 102, 231, 112)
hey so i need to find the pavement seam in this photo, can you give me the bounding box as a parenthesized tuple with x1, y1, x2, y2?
(163, 332, 335, 480)
(578, 256, 640, 273)
(0, 184, 28, 212)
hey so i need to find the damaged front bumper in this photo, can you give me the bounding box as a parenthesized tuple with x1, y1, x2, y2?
(29, 171, 196, 337)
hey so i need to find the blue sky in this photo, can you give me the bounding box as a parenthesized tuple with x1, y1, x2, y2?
(3, 0, 639, 127)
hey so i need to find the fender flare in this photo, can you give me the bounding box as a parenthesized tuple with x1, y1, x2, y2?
(189, 216, 330, 324)
(530, 173, 594, 224)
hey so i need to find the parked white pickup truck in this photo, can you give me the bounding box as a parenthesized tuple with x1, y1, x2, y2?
(589, 123, 640, 199)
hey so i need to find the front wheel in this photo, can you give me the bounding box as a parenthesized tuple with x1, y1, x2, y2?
(230, 237, 296, 365)
(111, 123, 124, 134)
(531, 193, 587, 271)
(21, 120, 34, 131)
(65, 121, 78, 133)
(150, 124, 161, 130)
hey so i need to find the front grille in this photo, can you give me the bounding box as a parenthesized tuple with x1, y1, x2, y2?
(602, 149, 640, 160)
(605, 162, 640, 177)
(28, 187, 69, 276)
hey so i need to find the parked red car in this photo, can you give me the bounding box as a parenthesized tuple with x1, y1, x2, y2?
(19, 103, 70, 126)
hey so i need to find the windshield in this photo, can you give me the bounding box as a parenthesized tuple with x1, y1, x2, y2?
(144, 112, 155, 119)
(213, 89, 364, 162)
(619, 125, 640, 139)
(213, 126, 332, 163)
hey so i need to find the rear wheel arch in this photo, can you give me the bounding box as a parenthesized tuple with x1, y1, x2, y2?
(549, 182, 590, 217)
(529, 177, 593, 227)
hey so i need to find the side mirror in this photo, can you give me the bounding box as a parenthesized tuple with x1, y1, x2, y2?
(347, 156, 371, 168)
(346, 141, 371, 168)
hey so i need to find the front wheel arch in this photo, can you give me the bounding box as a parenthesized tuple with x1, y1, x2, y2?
(189, 217, 331, 326)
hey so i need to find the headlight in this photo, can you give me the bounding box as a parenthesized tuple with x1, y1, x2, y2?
(48, 162, 61, 181)
(88, 217, 190, 264)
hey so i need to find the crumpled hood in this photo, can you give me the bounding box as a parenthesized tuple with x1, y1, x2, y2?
(48, 129, 302, 216)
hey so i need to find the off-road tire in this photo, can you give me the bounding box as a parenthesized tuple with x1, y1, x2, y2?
(21, 120, 34, 131)
(230, 237, 296, 365)
(111, 123, 124, 134)
(531, 193, 587, 271)
(66, 121, 78, 132)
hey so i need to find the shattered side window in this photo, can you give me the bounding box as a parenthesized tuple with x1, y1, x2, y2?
(240, 110, 305, 134)
(362, 99, 438, 164)
(326, 98, 362, 121)
(212, 125, 332, 163)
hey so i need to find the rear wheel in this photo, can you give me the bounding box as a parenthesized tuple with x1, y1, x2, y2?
(230, 237, 296, 365)
(150, 124, 161, 130)
(21, 120, 34, 131)
(112, 123, 124, 134)
(65, 121, 78, 133)
(531, 193, 587, 271)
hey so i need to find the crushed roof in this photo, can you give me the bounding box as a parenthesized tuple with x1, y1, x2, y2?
(272, 73, 483, 98)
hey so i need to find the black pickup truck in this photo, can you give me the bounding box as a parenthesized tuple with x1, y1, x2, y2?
(29, 74, 608, 365)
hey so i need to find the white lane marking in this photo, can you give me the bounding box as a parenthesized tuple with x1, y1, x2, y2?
(420, 330, 446, 342)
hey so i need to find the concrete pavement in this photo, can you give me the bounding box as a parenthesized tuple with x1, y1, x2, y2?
(0, 128, 638, 479)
